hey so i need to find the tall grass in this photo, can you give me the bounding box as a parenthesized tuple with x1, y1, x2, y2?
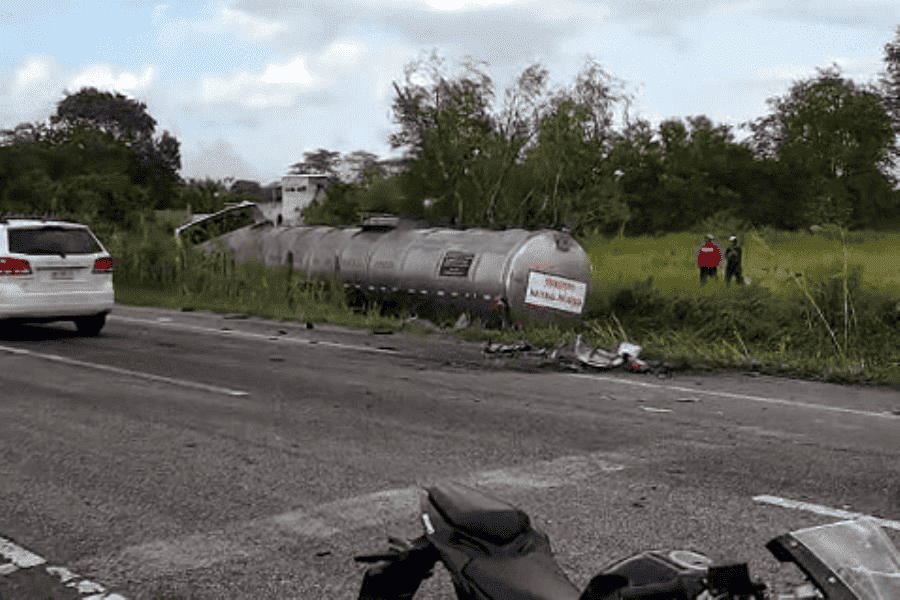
(110, 222, 400, 330)
(578, 228, 899, 384)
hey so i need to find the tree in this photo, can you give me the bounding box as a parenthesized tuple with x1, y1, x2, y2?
(49, 87, 182, 208)
(53, 88, 157, 142)
(342, 150, 384, 182)
(176, 178, 233, 213)
(0, 121, 53, 146)
(751, 66, 896, 228)
(290, 148, 341, 176)
(880, 25, 900, 171)
(881, 26, 900, 131)
(390, 52, 497, 225)
(513, 60, 630, 232)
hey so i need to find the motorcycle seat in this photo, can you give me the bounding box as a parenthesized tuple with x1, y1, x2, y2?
(428, 482, 531, 545)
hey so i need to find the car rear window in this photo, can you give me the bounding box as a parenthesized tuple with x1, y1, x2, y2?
(8, 227, 102, 255)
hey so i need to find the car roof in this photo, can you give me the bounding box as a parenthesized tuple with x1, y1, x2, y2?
(0, 217, 89, 228)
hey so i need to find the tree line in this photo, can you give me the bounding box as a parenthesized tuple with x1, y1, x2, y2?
(1, 27, 899, 235)
(308, 30, 900, 234)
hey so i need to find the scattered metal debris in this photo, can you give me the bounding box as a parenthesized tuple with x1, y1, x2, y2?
(484, 341, 533, 355)
(485, 334, 672, 376)
(453, 313, 471, 330)
(574, 335, 652, 373)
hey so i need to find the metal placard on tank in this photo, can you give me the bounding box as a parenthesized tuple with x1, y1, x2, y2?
(439, 251, 475, 277)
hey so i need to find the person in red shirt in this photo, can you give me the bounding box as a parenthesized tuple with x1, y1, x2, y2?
(696, 234, 722, 285)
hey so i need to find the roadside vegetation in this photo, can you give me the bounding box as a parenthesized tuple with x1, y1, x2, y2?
(2, 29, 899, 385)
(107, 220, 900, 386)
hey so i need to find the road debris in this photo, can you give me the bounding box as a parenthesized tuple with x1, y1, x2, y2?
(574, 335, 652, 373)
(484, 341, 533, 355)
(484, 335, 671, 376)
(453, 313, 471, 330)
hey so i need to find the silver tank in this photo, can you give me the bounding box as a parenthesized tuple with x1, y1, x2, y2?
(208, 222, 591, 323)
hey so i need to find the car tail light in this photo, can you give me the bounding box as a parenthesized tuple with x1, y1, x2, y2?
(92, 257, 114, 274)
(0, 257, 32, 275)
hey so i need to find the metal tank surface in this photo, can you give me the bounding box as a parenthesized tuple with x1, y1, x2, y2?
(206, 221, 592, 324)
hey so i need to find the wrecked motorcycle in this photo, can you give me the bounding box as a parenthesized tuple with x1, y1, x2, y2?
(356, 482, 900, 600)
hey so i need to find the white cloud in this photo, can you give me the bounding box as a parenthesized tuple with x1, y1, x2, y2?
(155, 3, 288, 46)
(420, 0, 522, 12)
(318, 39, 366, 70)
(259, 56, 315, 86)
(0, 55, 62, 125)
(13, 55, 55, 90)
(69, 64, 157, 93)
(219, 6, 287, 39)
(194, 39, 372, 109)
(1, 58, 162, 131)
(754, 63, 817, 83)
(199, 57, 317, 109)
(151, 3, 168, 25)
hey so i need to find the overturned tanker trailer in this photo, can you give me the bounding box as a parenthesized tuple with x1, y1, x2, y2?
(197, 212, 592, 324)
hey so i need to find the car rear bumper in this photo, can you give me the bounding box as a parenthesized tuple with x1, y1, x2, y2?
(0, 286, 114, 320)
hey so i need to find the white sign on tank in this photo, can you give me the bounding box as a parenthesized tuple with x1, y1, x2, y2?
(525, 271, 587, 314)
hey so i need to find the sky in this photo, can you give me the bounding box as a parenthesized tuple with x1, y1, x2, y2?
(0, 1, 897, 184)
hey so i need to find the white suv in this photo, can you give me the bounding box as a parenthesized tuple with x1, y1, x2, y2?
(0, 217, 115, 335)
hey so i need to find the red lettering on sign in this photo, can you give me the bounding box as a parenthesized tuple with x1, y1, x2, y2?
(543, 277, 575, 291)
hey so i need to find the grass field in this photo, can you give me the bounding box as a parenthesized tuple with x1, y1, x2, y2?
(584, 230, 900, 295)
(574, 229, 899, 385)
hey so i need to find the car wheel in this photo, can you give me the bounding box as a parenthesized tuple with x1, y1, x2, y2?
(74, 313, 106, 336)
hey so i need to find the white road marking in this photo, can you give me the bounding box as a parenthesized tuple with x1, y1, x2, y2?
(571, 374, 900, 420)
(0, 534, 45, 568)
(86, 451, 628, 575)
(0, 535, 126, 598)
(641, 406, 672, 413)
(0, 344, 248, 397)
(110, 314, 398, 355)
(753, 495, 900, 531)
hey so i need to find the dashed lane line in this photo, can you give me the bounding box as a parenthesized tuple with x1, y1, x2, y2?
(109, 314, 398, 355)
(0, 344, 249, 397)
(80, 451, 628, 577)
(570, 373, 900, 420)
(0, 534, 126, 599)
(753, 495, 900, 531)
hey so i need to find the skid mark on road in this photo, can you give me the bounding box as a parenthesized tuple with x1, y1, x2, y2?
(110, 314, 397, 355)
(0, 533, 126, 599)
(753, 495, 900, 530)
(80, 451, 628, 578)
(571, 374, 900, 420)
(0, 344, 248, 397)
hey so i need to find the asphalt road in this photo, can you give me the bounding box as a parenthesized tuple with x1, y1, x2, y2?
(0, 305, 898, 599)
